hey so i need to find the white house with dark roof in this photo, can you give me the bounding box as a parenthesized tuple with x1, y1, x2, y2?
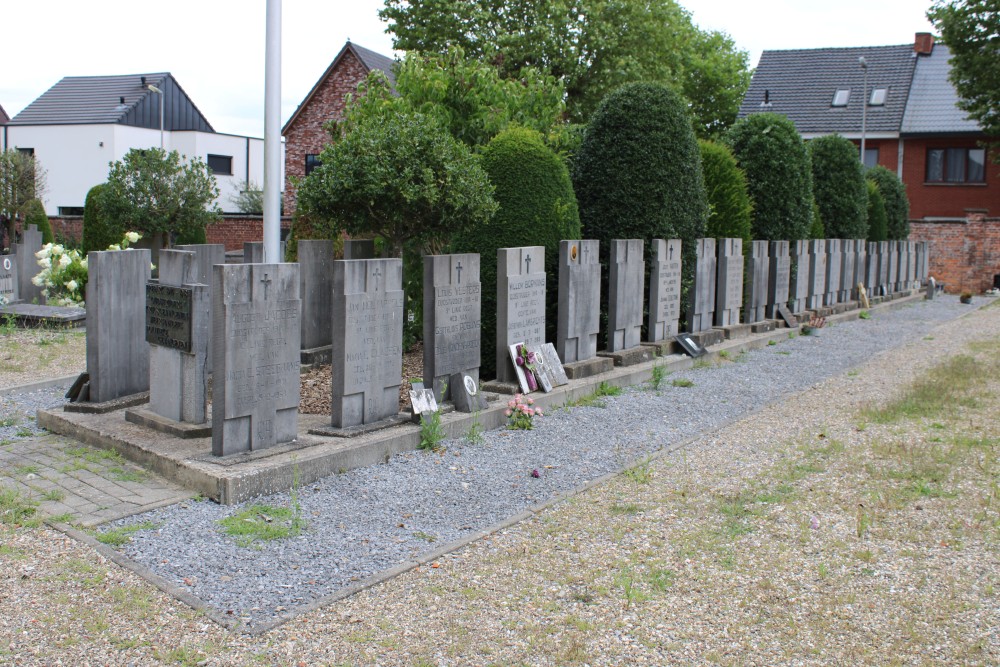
(2, 73, 280, 216)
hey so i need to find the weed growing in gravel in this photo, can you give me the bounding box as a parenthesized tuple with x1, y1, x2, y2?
(671, 378, 694, 388)
(692, 358, 712, 370)
(0, 487, 39, 527)
(47, 512, 75, 524)
(0, 313, 16, 335)
(649, 363, 666, 391)
(595, 381, 622, 397)
(418, 410, 446, 450)
(610, 503, 642, 515)
(15, 427, 33, 438)
(95, 521, 159, 547)
(768, 339, 777, 346)
(413, 530, 436, 543)
(465, 408, 484, 445)
(218, 505, 303, 548)
(0, 416, 18, 427)
(624, 458, 653, 484)
(859, 310, 871, 320)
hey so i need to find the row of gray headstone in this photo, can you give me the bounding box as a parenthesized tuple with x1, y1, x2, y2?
(0, 224, 46, 305)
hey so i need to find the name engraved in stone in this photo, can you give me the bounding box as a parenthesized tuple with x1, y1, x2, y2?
(145, 284, 193, 351)
(224, 300, 299, 418)
(658, 262, 682, 319)
(433, 282, 481, 372)
(344, 293, 404, 392)
(507, 275, 546, 344)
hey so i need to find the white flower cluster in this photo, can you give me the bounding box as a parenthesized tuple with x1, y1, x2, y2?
(30, 231, 142, 308)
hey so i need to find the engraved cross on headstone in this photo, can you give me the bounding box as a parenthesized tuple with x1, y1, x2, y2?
(455, 260, 463, 284)
(372, 265, 382, 291)
(525, 254, 532, 273)
(669, 244, 674, 261)
(260, 273, 272, 300)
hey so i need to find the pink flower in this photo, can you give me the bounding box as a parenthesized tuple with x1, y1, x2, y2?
(505, 409, 512, 416)
(527, 397, 534, 405)
(508, 400, 516, 409)
(536, 409, 543, 417)
(526, 408, 534, 416)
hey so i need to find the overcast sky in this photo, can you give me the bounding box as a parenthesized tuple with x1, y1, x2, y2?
(2, 0, 935, 138)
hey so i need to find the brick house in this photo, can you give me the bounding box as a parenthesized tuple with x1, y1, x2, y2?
(282, 41, 395, 216)
(739, 34, 1000, 292)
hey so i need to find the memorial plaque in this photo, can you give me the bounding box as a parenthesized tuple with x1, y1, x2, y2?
(0, 255, 17, 303)
(540, 343, 569, 386)
(776, 303, 798, 329)
(213, 263, 301, 456)
(450, 371, 487, 412)
(686, 238, 716, 332)
(608, 239, 644, 352)
(715, 238, 743, 327)
(145, 284, 194, 352)
(789, 240, 810, 313)
(767, 240, 790, 319)
(497, 246, 546, 384)
(647, 239, 682, 341)
(675, 333, 707, 358)
(331, 259, 404, 428)
(409, 388, 438, 416)
(745, 240, 769, 323)
(424, 253, 482, 401)
(557, 240, 600, 363)
(529, 344, 554, 393)
(807, 239, 827, 310)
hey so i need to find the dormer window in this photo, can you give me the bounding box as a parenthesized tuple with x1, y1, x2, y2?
(832, 89, 850, 107)
(869, 88, 887, 106)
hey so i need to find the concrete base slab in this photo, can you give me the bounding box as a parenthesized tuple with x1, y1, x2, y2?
(563, 356, 614, 380)
(481, 379, 520, 395)
(598, 345, 656, 367)
(750, 321, 776, 334)
(309, 414, 412, 438)
(717, 324, 752, 340)
(641, 340, 678, 357)
(0, 302, 87, 327)
(124, 407, 212, 439)
(685, 329, 725, 347)
(300, 345, 332, 366)
(65, 392, 149, 414)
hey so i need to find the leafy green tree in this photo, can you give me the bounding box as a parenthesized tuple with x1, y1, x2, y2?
(452, 127, 580, 377)
(699, 140, 752, 248)
(380, 0, 750, 133)
(809, 201, 825, 240)
(82, 184, 121, 253)
(0, 149, 47, 248)
(865, 180, 888, 242)
(928, 1, 1000, 149)
(20, 198, 53, 245)
(229, 180, 264, 214)
(809, 134, 868, 239)
(102, 148, 220, 248)
(866, 165, 910, 240)
(725, 113, 813, 241)
(298, 106, 497, 258)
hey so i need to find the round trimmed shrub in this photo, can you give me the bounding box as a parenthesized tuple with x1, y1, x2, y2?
(81, 184, 121, 253)
(725, 113, 813, 240)
(699, 140, 752, 249)
(866, 165, 910, 240)
(451, 127, 580, 378)
(21, 198, 53, 244)
(865, 180, 888, 242)
(809, 201, 825, 239)
(809, 134, 868, 239)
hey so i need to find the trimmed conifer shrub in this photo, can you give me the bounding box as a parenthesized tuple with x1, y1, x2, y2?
(866, 165, 910, 239)
(725, 113, 813, 240)
(21, 198, 53, 244)
(809, 201, 825, 239)
(699, 140, 752, 249)
(809, 134, 868, 239)
(865, 180, 888, 241)
(81, 184, 121, 253)
(451, 127, 580, 378)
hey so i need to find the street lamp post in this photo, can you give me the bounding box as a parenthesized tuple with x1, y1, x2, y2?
(859, 56, 868, 165)
(147, 84, 164, 150)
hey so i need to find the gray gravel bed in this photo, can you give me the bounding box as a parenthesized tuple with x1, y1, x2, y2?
(0, 385, 67, 442)
(93, 296, 976, 631)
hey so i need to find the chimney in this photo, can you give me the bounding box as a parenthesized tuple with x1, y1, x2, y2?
(141, 75, 147, 86)
(914, 32, 934, 55)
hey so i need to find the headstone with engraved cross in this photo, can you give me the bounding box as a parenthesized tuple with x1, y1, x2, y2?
(647, 239, 682, 341)
(887, 240, 900, 292)
(807, 239, 827, 310)
(767, 240, 791, 319)
(686, 238, 717, 332)
(497, 246, 546, 384)
(788, 240, 810, 313)
(839, 239, 856, 302)
(212, 263, 301, 456)
(331, 258, 404, 428)
(824, 238, 841, 306)
(852, 239, 867, 299)
(557, 240, 601, 362)
(744, 240, 770, 323)
(715, 238, 743, 327)
(607, 239, 645, 352)
(423, 253, 482, 402)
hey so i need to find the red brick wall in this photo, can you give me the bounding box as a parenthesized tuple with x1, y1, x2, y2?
(900, 137, 1000, 220)
(868, 138, 899, 174)
(282, 50, 370, 216)
(47, 215, 291, 252)
(909, 213, 1000, 293)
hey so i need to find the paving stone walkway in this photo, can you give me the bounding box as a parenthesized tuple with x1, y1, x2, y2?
(0, 432, 190, 526)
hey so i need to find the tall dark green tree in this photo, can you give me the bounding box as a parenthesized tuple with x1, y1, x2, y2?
(865, 180, 888, 242)
(928, 1, 1000, 150)
(725, 113, 813, 241)
(809, 134, 868, 239)
(699, 140, 752, 249)
(380, 0, 750, 134)
(866, 165, 911, 240)
(20, 198, 53, 244)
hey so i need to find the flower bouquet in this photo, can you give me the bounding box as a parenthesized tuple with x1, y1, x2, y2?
(506, 393, 542, 430)
(515, 343, 539, 391)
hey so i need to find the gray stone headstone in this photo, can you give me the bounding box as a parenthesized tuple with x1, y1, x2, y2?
(744, 240, 769, 323)
(87, 249, 152, 403)
(877, 241, 890, 294)
(766, 240, 791, 319)
(244, 241, 286, 264)
(905, 241, 917, 289)
(607, 239, 644, 352)
(557, 240, 600, 363)
(176, 243, 226, 373)
(423, 253, 481, 402)
(887, 241, 900, 292)
(343, 239, 376, 260)
(212, 263, 301, 455)
(715, 238, 743, 327)
(919, 242, 930, 282)
(865, 242, 879, 296)
(331, 259, 403, 428)
(807, 239, 827, 310)
(147, 250, 209, 424)
(840, 240, 856, 302)
(0, 254, 18, 303)
(687, 239, 717, 332)
(853, 240, 867, 299)
(824, 239, 842, 306)
(450, 372, 487, 412)
(496, 246, 546, 384)
(789, 240, 810, 313)
(647, 239, 682, 341)
(298, 239, 334, 351)
(15, 224, 44, 304)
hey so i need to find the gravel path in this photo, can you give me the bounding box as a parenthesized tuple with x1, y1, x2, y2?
(97, 295, 981, 631)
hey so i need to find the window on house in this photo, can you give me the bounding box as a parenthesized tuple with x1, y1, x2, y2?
(869, 88, 887, 106)
(832, 89, 850, 107)
(206, 154, 233, 175)
(16, 147, 35, 156)
(58, 206, 85, 216)
(305, 154, 322, 176)
(926, 147, 986, 183)
(863, 147, 879, 169)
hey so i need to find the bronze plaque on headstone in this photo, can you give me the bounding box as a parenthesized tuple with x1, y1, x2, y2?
(145, 284, 194, 352)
